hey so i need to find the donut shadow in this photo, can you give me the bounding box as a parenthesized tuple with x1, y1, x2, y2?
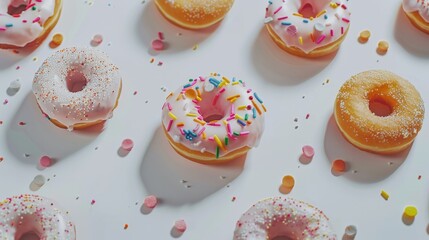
(136, 1, 220, 55)
(323, 114, 409, 183)
(251, 27, 337, 86)
(5, 92, 102, 166)
(394, 5, 429, 57)
(140, 126, 245, 206)
(0, 50, 25, 70)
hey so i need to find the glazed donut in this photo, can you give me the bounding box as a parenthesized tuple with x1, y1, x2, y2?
(161, 74, 266, 163)
(234, 197, 336, 240)
(0, 194, 76, 239)
(265, 0, 351, 58)
(403, 0, 429, 34)
(33, 47, 122, 130)
(0, 0, 62, 49)
(154, 0, 234, 29)
(334, 70, 425, 154)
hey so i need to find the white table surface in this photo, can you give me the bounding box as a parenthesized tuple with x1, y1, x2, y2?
(1, 0, 429, 239)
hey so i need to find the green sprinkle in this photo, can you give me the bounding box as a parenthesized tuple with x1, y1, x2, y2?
(225, 137, 229, 146)
(189, 79, 193, 82)
(233, 132, 240, 136)
(32, 6, 36, 10)
(216, 146, 219, 158)
(244, 113, 248, 121)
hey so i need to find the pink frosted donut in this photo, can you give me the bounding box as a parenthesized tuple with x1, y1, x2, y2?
(234, 197, 336, 240)
(264, 0, 351, 57)
(0, 194, 76, 239)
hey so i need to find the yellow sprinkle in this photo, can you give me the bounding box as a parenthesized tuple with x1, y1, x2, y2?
(299, 36, 303, 45)
(223, 120, 228, 125)
(330, 2, 338, 8)
(176, 122, 184, 127)
(193, 118, 206, 125)
(235, 114, 244, 121)
(218, 81, 226, 88)
(202, 132, 206, 139)
(380, 190, 389, 200)
(186, 113, 197, 117)
(293, 13, 303, 17)
(214, 135, 226, 151)
(309, 17, 314, 21)
(232, 81, 239, 85)
(168, 112, 177, 120)
(166, 92, 173, 99)
(196, 89, 201, 98)
(222, 77, 231, 83)
(196, 96, 202, 101)
(252, 100, 262, 115)
(192, 44, 198, 50)
(238, 105, 247, 110)
(226, 94, 241, 101)
(404, 206, 418, 218)
(230, 97, 239, 103)
(261, 104, 267, 112)
(316, 10, 327, 18)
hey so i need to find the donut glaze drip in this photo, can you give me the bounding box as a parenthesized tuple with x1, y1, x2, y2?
(234, 197, 336, 240)
(0, 0, 56, 46)
(0, 194, 76, 240)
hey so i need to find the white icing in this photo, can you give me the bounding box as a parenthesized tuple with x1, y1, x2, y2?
(162, 75, 266, 159)
(265, 0, 351, 54)
(0, 0, 57, 47)
(33, 47, 122, 128)
(403, 0, 429, 22)
(234, 197, 336, 240)
(0, 194, 76, 240)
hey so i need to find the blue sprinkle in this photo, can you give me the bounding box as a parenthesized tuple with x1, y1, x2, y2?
(303, 19, 308, 23)
(254, 93, 263, 103)
(237, 119, 246, 127)
(209, 78, 220, 87)
(281, 22, 292, 26)
(268, 0, 272, 4)
(252, 108, 257, 119)
(5, 23, 13, 27)
(195, 86, 199, 90)
(324, 15, 328, 20)
(183, 83, 191, 88)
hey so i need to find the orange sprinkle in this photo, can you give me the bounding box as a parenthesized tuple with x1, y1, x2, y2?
(124, 224, 129, 230)
(358, 30, 371, 43)
(184, 89, 197, 99)
(0, 157, 3, 162)
(377, 40, 389, 54)
(49, 33, 63, 48)
(251, 100, 262, 115)
(282, 175, 295, 189)
(332, 159, 346, 172)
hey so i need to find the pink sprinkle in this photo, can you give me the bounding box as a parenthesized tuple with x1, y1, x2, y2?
(39, 156, 52, 167)
(16, 66, 20, 70)
(167, 120, 173, 132)
(22, 20, 27, 23)
(133, 91, 137, 95)
(342, 18, 350, 23)
(212, 94, 220, 105)
(227, 123, 232, 136)
(240, 131, 250, 136)
(121, 139, 134, 151)
(158, 32, 164, 40)
(198, 76, 206, 81)
(3, 99, 8, 105)
(174, 220, 187, 232)
(230, 104, 235, 116)
(179, 128, 185, 135)
(18, 121, 26, 126)
(302, 145, 315, 158)
(305, 114, 310, 119)
(91, 200, 96, 205)
(157, 61, 163, 66)
(32, 17, 40, 23)
(207, 123, 221, 126)
(330, 29, 334, 36)
(167, 103, 172, 111)
(219, 87, 226, 93)
(0, 28, 6, 31)
(277, 16, 288, 20)
(316, 35, 326, 44)
(197, 127, 206, 136)
(91, 34, 103, 45)
(273, 6, 282, 15)
(152, 39, 164, 51)
(144, 195, 158, 208)
(341, 26, 344, 34)
(226, 116, 235, 121)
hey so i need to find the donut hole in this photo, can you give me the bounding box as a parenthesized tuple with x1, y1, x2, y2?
(7, 4, 27, 16)
(66, 68, 88, 93)
(369, 97, 393, 117)
(198, 90, 229, 123)
(20, 232, 40, 240)
(298, 3, 316, 18)
(13, 214, 42, 240)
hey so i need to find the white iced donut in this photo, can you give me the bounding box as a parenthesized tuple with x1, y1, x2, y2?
(234, 197, 336, 240)
(0, 194, 76, 240)
(265, 0, 351, 57)
(161, 74, 266, 163)
(33, 47, 122, 130)
(402, 0, 429, 34)
(0, 0, 62, 49)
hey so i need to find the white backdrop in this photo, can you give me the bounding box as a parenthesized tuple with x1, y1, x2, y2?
(1, 0, 429, 239)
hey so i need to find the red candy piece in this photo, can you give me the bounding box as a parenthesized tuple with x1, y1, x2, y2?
(302, 145, 314, 158)
(144, 195, 158, 208)
(174, 220, 187, 232)
(152, 39, 164, 51)
(121, 139, 134, 151)
(39, 156, 52, 167)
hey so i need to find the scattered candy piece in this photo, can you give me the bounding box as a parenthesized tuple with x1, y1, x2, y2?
(39, 156, 52, 167)
(3, 99, 8, 105)
(0, 157, 3, 162)
(418, 175, 421, 180)
(232, 196, 236, 202)
(302, 145, 314, 158)
(344, 225, 357, 237)
(121, 139, 134, 151)
(144, 195, 158, 208)
(91, 34, 103, 46)
(281, 175, 295, 189)
(9, 79, 21, 90)
(152, 39, 164, 51)
(192, 44, 198, 51)
(150, 58, 155, 63)
(158, 32, 164, 40)
(377, 40, 389, 54)
(358, 30, 370, 43)
(124, 224, 129, 230)
(380, 190, 389, 200)
(174, 220, 187, 233)
(91, 200, 96, 205)
(49, 33, 63, 48)
(332, 159, 346, 172)
(30, 175, 46, 191)
(404, 206, 418, 218)
(18, 121, 26, 126)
